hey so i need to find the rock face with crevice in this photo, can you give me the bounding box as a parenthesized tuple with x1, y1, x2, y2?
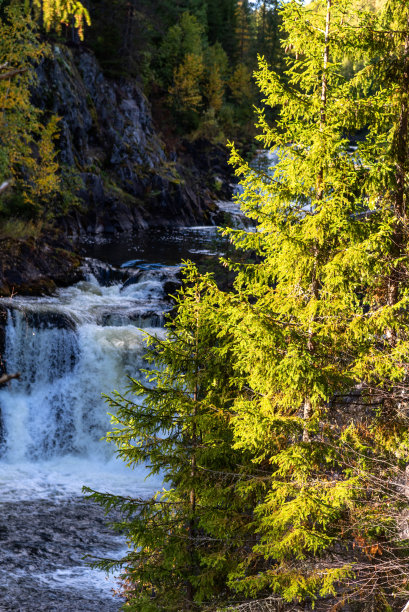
(0, 45, 234, 297)
(32, 45, 233, 235)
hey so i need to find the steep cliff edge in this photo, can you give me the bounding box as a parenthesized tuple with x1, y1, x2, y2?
(33, 44, 233, 235)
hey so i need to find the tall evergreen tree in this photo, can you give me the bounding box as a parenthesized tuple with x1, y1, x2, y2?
(235, 0, 253, 62)
(85, 267, 253, 611)
(206, 0, 238, 59)
(88, 1, 409, 609)
(157, 11, 205, 87)
(253, 0, 281, 68)
(213, 0, 409, 608)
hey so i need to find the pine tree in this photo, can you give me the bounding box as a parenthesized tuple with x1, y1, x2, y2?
(169, 52, 204, 113)
(228, 61, 254, 125)
(85, 266, 254, 611)
(235, 0, 252, 62)
(204, 44, 228, 113)
(158, 11, 204, 87)
(86, 1, 409, 609)
(253, 0, 281, 68)
(206, 64, 224, 112)
(206, 0, 238, 59)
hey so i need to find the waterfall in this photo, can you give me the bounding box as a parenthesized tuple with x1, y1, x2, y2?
(0, 219, 230, 608)
(0, 265, 175, 465)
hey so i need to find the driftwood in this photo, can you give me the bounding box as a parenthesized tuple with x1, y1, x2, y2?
(0, 372, 20, 384)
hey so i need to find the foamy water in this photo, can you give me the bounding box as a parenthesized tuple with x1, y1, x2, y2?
(0, 265, 174, 609)
(0, 456, 162, 502)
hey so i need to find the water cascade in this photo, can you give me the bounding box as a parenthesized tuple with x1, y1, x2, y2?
(0, 264, 177, 464)
(0, 261, 181, 610)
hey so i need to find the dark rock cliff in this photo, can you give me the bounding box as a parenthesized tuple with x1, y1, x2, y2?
(32, 45, 233, 235)
(0, 45, 234, 296)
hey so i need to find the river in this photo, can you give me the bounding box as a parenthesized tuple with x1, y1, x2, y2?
(0, 224, 231, 610)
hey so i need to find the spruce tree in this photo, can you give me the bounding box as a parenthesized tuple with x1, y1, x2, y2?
(87, 1, 409, 610)
(206, 0, 238, 59)
(85, 266, 253, 611)
(211, 0, 409, 609)
(253, 0, 281, 68)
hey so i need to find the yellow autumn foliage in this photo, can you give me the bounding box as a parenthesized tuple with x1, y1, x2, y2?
(169, 53, 204, 112)
(206, 64, 224, 113)
(33, 0, 90, 39)
(0, 5, 76, 219)
(228, 63, 253, 106)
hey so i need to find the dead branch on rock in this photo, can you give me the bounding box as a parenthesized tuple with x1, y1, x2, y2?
(0, 372, 20, 384)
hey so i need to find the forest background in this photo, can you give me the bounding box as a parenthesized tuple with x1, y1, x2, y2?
(0, 0, 283, 235)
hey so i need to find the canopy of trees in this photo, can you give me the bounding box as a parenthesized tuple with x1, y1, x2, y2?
(84, 0, 282, 142)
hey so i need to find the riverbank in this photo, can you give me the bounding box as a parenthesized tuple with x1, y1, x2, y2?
(0, 245, 189, 609)
(0, 236, 83, 297)
(0, 495, 124, 611)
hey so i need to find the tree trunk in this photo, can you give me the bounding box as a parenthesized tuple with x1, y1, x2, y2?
(186, 292, 200, 607)
(303, 0, 331, 441)
(388, 11, 409, 307)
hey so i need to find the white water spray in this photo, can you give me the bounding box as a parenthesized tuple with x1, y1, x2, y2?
(0, 265, 174, 482)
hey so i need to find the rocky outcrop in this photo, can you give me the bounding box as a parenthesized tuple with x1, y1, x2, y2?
(0, 45, 235, 297)
(0, 237, 83, 296)
(32, 45, 233, 235)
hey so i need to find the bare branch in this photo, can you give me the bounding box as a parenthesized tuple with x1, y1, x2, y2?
(0, 372, 20, 385)
(0, 180, 11, 195)
(0, 68, 27, 81)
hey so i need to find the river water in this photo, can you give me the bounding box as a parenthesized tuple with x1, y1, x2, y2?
(0, 224, 231, 610)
